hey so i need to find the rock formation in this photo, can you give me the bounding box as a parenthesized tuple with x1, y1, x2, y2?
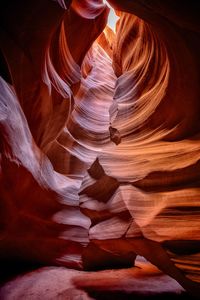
(0, 0, 200, 295)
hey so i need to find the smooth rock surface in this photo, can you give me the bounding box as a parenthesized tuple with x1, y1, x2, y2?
(0, 260, 186, 300)
(0, 0, 200, 297)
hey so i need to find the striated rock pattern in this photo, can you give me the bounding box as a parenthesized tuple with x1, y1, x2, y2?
(0, 0, 200, 294)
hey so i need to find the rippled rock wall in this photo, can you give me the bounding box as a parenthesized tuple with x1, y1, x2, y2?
(0, 0, 200, 285)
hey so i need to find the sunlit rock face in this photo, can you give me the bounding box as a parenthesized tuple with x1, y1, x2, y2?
(0, 0, 200, 287)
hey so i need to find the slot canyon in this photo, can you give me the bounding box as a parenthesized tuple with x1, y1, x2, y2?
(0, 0, 200, 299)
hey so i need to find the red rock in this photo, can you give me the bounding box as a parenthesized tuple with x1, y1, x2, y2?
(0, 0, 200, 297)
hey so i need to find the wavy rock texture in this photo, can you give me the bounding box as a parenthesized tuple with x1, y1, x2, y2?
(0, 0, 200, 293)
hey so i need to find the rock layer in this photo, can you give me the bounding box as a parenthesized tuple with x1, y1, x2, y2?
(0, 0, 200, 289)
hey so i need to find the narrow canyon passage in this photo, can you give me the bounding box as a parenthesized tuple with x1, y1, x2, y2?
(0, 0, 200, 298)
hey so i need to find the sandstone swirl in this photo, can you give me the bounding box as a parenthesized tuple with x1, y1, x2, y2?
(0, 0, 200, 286)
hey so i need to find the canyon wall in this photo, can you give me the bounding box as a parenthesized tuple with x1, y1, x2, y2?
(0, 0, 200, 282)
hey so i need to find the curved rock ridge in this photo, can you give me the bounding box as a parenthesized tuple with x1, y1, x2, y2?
(46, 40, 116, 176)
(85, 1, 200, 282)
(0, 76, 93, 268)
(68, 43, 116, 147)
(0, 0, 110, 269)
(0, 0, 200, 292)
